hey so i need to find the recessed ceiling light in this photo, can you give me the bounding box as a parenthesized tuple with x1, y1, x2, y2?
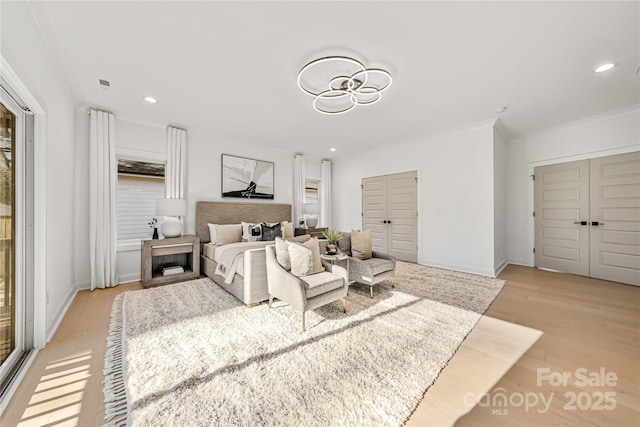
(330, 148, 336, 152)
(144, 96, 157, 103)
(593, 63, 617, 73)
(495, 106, 508, 114)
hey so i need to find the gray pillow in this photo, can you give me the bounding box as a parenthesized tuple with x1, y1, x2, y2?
(287, 234, 311, 243)
(261, 222, 282, 241)
(337, 232, 351, 256)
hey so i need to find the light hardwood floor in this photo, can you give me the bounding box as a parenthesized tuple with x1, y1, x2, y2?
(1, 265, 638, 426)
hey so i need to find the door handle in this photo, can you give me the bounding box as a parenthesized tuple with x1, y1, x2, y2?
(573, 221, 588, 226)
(591, 221, 605, 226)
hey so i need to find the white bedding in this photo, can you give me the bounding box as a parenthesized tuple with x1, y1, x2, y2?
(208, 241, 272, 284)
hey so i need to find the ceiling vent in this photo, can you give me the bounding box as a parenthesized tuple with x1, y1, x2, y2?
(98, 78, 111, 89)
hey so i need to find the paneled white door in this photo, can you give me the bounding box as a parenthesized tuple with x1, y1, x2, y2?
(362, 175, 388, 253)
(362, 171, 417, 262)
(534, 160, 590, 276)
(534, 152, 640, 286)
(589, 152, 640, 285)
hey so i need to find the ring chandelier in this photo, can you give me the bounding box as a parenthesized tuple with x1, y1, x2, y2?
(297, 56, 392, 115)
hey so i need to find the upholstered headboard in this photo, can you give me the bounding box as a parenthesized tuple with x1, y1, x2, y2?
(195, 201, 292, 244)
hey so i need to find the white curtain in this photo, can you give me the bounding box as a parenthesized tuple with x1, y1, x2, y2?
(89, 110, 119, 290)
(319, 160, 332, 228)
(166, 127, 187, 199)
(293, 154, 306, 226)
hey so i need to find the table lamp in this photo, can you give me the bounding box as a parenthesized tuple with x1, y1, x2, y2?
(304, 203, 319, 228)
(156, 198, 187, 238)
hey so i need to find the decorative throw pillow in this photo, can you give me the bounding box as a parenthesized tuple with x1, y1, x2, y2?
(275, 237, 291, 271)
(337, 231, 351, 256)
(281, 221, 294, 239)
(241, 222, 262, 241)
(214, 224, 242, 245)
(207, 223, 217, 243)
(287, 242, 314, 276)
(287, 237, 323, 276)
(288, 234, 311, 243)
(274, 235, 313, 271)
(261, 222, 282, 241)
(351, 229, 372, 260)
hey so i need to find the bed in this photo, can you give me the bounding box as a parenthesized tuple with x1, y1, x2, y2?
(195, 201, 292, 306)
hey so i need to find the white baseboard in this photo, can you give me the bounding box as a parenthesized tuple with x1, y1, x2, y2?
(119, 272, 141, 284)
(46, 285, 78, 343)
(494, 259, 508, 277)
(76, 280, 91, 291)
(507, 258, 528, 267)
(419, 259, 496, 278)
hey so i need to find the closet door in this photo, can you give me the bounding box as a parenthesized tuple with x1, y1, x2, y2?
(362, 171, 417, 262)
(534, 160, 590, 276)
(589, 152, 640, 285)
(387, 171, 418, 262)
(362, 175, 388, 253)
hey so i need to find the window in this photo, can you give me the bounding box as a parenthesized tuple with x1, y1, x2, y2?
(304, 178, 319, 204)
(117, 160, 164, 241)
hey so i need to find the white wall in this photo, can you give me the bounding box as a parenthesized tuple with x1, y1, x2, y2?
(493, 122, 507, 274)
(1, 2, 78, 338)
(506, 106, 640, 266)
(184, 133, 295, 235)
(73, 115, 299, 284)
(74, 115, 167, 286)
(333, 121, 499, 276)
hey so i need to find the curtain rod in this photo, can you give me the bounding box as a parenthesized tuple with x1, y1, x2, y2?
(87, 108, 114, 115)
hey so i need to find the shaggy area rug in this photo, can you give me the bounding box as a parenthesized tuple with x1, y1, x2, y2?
(104, 261, 504, 426)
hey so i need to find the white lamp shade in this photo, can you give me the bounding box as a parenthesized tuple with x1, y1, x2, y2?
(156, 198, 187, 217)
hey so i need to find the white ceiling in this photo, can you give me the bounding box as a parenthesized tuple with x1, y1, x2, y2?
(29, 1, 639, 158)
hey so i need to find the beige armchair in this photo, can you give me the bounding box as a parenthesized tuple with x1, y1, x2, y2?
(337, 231, 396, 298)
(265, 244, 348, 331)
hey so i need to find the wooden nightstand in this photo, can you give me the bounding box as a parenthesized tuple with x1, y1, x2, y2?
(141, 235, 200, 287)
(294, 227, 328, 238)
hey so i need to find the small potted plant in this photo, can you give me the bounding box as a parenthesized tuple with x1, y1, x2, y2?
(322, 229, 343, 255)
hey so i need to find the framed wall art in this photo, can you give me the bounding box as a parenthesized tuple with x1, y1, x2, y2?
(221, 154, 274, 199)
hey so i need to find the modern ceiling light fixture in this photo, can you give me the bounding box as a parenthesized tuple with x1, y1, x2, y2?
(297, 56, 392, 115)
(593, 62, 617, 73)
(144, 96, 158, 103)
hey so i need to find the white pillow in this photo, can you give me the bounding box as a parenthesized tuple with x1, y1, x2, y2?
(275, 237, 291, 271)
(287, 242, 314, 276)
(287, 237, 323, 276)
(207, 223, 217, 243)
(214, 224, 242, 245)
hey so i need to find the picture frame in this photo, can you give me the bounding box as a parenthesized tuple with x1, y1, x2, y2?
(221, 154, 274, 199)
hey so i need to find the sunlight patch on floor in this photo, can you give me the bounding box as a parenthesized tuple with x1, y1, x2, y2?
(407, 316, 543, 426)
(16, 352, 92, 427)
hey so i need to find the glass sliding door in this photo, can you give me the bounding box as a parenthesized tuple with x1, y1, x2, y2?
(0, 87, 23, 389)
